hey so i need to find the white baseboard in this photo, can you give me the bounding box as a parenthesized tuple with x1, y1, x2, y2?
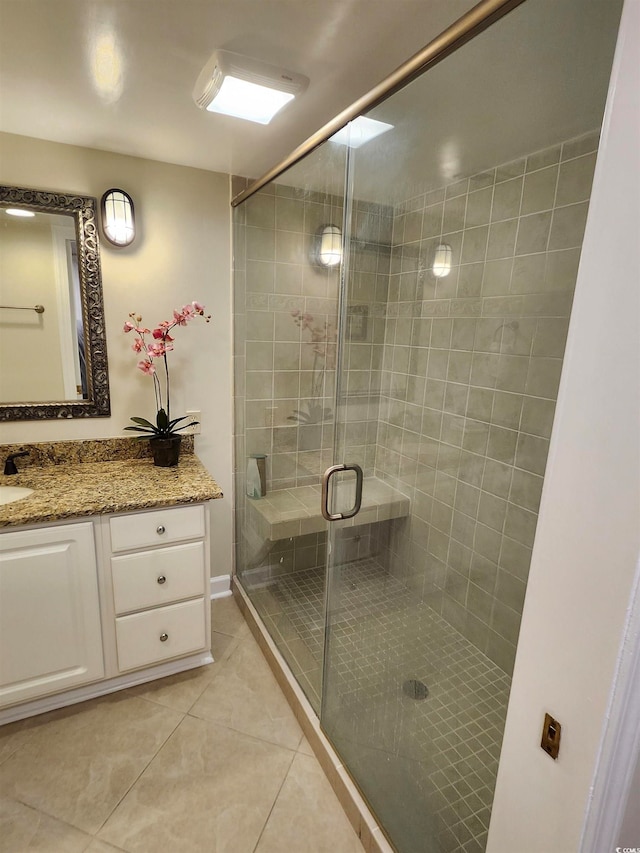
(210, 574, 232, 599)
(0, 651, 213, 726)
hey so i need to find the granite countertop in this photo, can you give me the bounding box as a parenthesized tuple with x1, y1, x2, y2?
(0, 438, 223, 529)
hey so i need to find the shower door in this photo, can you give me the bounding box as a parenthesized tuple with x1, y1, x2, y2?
(234, 141, 349, 712)
(319, 0, 623, 851)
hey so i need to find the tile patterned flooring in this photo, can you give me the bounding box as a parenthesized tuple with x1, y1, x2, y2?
(0, 597, 363, 853)
(246, 560, 511, 853)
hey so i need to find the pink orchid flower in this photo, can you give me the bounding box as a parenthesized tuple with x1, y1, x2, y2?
(123, 321, 135, 333)
(137, 359, 155, 375)
(147, 342, 166, 358)
(173, 309, 188, 326)
(192, 301, 205, 313)
(132, 339, 144, 353)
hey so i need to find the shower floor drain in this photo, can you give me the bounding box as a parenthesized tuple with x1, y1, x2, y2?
(402, 679, 429, 700)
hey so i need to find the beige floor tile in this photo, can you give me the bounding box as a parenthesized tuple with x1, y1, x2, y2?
(255, 752, 364, 852)
(0, 693, 182, 835)
(125, 633, 237, 713)
(98, 715, 294, 853)
(124, 666, 214, 715)
(297, 735, 315, 756)
(0, 717, 39, 767)
(211, 595, 251, 639)
(190, 637, 302, 750)
(0, 796, 92, 852)
(84, 841, 127, 852)
(211, 629, 240, 663)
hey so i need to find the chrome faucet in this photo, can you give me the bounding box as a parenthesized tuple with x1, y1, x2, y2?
(3, 450, 30, 475)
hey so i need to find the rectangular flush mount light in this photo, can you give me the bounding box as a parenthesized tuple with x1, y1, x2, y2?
(193, 50, 308, 125)
(330, 116, 394, 148)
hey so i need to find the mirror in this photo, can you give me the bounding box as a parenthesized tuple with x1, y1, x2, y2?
(0, 185, 110, 420)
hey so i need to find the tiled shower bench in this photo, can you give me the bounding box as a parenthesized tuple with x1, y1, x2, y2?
(245, 477, 410, 543)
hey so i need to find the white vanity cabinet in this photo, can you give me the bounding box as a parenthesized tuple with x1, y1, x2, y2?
(0, 522, 104, 708)
(0, 501, 213, 724)
(108, 505, 209, 673)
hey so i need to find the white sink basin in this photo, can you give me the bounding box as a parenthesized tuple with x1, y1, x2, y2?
(0, 486, 34, 506)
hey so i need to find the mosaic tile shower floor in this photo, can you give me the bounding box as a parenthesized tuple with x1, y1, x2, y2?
(245, 559, 511, 853)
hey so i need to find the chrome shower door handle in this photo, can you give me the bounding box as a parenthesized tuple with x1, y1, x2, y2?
(321, 463, 363, 521)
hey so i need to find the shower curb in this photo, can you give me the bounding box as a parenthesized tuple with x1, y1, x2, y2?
(232, 577, 395, 853)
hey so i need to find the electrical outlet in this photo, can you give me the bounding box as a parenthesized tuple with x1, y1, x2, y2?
(184, 410, 201, 435)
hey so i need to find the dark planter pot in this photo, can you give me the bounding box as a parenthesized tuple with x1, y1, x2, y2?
(150, 436, 181, 467)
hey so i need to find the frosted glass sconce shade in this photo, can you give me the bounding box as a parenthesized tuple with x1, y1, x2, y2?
(316, 225, 342, 267)
(432, 243, 452, 277)
(101, 188, 135, 247)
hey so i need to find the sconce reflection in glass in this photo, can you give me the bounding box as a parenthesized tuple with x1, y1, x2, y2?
(101, 188, 135, 247)
(432, 243, 452, 278)
(315, 224, 342, 268)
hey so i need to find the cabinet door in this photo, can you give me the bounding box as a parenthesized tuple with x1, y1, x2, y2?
(0, 522, 104, 708)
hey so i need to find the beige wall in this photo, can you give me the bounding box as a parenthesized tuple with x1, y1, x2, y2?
(0, 132, 233, 576)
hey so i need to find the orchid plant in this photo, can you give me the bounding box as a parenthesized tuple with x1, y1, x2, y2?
(123, 301, 211, 440)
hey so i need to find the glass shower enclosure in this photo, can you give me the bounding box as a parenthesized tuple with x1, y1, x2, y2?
(232, 0, 622, 849)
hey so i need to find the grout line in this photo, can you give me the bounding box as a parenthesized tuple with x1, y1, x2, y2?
(250, 748, 298, 853)
(92, 707, 186, 838)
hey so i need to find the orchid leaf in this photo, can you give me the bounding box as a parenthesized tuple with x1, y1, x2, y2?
(130, 417, 156, 429)
(168, 416, 189, 428)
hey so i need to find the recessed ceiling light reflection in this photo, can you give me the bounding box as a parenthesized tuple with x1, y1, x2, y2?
(330, 116, 394, 148)
(5, 209, 35, 218)
(90, 29, 124, 104)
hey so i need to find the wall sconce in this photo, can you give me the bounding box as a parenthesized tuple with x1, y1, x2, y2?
(432, 243, 452, 278)
(101, 188, 135, 247)
(314, 224, 342, 268)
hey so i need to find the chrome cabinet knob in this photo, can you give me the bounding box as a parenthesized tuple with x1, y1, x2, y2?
(160, 632, 169, 642)
(157, 575, 167, 585)
(156, 525, 166, 535)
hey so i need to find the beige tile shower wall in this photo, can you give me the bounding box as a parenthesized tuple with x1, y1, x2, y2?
(235, 184, 392, 496)
(241, 183, 342, 495)
(335, 201, 392, 477)
(375, 132, 599, 672)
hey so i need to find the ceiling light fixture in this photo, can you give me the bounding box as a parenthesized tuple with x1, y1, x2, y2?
(432, 243, 453, 278)
(101, 188, 135, 247)
(330, 116, 394, 148)
(193, 50, 308, 125)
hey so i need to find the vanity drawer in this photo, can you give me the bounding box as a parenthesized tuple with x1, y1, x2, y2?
(115, 598, 206, 672)
(111, 541, 205, 615)
(110, 505, 205, 552)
